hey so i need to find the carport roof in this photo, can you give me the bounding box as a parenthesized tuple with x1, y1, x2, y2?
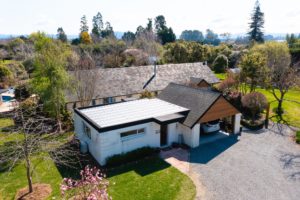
(157, 83, 222, 128)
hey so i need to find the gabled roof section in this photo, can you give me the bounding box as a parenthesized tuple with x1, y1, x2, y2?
(68, 62, 219, 101)
(157, 83, 221, 128)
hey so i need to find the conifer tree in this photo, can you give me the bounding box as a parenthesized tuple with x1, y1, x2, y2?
(248, 0, 265, 43)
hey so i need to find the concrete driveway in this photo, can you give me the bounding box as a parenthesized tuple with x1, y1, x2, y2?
(190, 124, 300, 200)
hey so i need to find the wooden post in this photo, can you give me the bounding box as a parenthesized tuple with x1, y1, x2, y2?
(265, 102, 270, 129)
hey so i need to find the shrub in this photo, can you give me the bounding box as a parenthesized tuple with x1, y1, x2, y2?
(296, 131, 300, 144)
(61, 165, 110, 200)
(213, 54, 228, 73)
(106, 147, 158, 167)
(14, 83, 31, 101)
(242, 92, 268, 123)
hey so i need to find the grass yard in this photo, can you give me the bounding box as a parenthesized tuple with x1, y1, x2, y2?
(214, 72, 226, 80)
(255, 88, 300, 128)
(0, 118, 196, 200)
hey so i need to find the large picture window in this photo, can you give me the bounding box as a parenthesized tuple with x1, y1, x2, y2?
(83, 122, 91, 139)
(120, 128, 145, 139)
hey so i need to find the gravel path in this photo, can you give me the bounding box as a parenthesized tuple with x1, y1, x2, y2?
(190, 126, 300, 200)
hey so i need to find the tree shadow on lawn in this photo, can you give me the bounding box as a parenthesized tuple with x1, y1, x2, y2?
(190, 135, 239, 164)
(107, 156, 171, 178)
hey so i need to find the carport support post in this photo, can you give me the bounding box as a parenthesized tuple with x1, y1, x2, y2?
(233, 114, 242, 134)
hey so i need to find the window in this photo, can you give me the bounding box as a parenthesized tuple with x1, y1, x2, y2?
(120, 128, 145, 139)
(103, 97, 116, 104)
(83, 122, 91, 139)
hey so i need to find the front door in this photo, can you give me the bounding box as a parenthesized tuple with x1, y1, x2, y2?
(160, 125, 168, 146)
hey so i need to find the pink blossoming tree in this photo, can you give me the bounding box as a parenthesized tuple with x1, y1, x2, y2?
(61, 165, 111, 200)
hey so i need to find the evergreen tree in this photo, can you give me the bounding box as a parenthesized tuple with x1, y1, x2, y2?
(80, 15, 89, 33)
(248, 0, 265, 43)
(122, 31, 136, 45)
(57, 27, 67, 43)
(154, 15, 176, 44)
(101, 22, 115, 38)
(92, 12, 103, 38)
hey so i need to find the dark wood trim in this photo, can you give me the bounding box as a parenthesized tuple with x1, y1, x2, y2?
(190, 94, 222, 128)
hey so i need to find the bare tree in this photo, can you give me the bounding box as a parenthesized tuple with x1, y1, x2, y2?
(0, 104, 81, 194)
(72, 51, 98, 107)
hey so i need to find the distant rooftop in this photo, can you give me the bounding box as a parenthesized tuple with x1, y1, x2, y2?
(68, 62, 219, 102)
(76, 99, 189, 131)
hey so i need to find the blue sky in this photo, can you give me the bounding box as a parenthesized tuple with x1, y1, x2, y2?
(0, 0, 299, 35)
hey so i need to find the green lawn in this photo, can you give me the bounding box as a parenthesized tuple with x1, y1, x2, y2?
(214, 72, 226, 80)
(255, 88, 300, 127)
(0, 118, 196, 200)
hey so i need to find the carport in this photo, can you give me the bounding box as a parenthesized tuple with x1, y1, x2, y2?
(158, 83, 241, 147)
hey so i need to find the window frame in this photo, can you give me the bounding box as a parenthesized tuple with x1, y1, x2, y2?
(82, 122, 91, 139)
(120, 128, 146, 140)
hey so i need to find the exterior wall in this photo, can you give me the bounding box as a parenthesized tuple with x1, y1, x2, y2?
(233, 113, 242, 134)
(167, 123, 179, 145)
(177, 123, 200, 148)
(74, 112, 161, 165)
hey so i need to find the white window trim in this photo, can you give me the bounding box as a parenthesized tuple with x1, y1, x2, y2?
(120, 128, 146, 141)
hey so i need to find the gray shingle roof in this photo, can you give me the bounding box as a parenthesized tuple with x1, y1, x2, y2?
(68, 62, 219, 102)
(157, 83, 221, 128)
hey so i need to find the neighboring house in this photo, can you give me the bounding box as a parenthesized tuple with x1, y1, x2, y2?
(67, 62, 219, 109)
(74, 83, 241, 165)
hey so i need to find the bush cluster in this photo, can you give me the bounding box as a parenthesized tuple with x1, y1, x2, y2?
(106, 147, 159, 167)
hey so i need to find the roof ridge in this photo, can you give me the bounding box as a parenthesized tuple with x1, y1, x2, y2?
(168, 82, 220, 95)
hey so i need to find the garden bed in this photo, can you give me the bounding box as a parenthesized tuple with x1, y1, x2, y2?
(241, 119, 265, 131)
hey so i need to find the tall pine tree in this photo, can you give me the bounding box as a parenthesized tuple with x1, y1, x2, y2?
(248, 0, 264, 43)
(80, 15, 89, 33)
(92, 12, 103, 37)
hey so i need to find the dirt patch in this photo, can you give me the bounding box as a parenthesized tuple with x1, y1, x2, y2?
(15, 183, 52, 200)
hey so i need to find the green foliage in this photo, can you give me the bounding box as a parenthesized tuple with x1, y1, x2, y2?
(296, 131, 300, 144)
(14, 83, 31, 101)
(0, 64, 12, 80)
(204, 29, 220, 46)
(30, 33, 71, 129)
(213, 54, 228, 73)
(180, 30, 204, 42)
(242, 92, 268, 123)
(140, 90, 155, 98)
(248, 0, 264, 43)
(239, 51, 268, 92)
(122, 31, 136, 45)
(154, 15, 176, 45)
(106, 147, 158, 167)
(57, 27, 68, 43)
(163, 41, 211, 64)
(101, 22, 115, 39)
(80, 15, 89, 33)
(92, 12, 103, 38)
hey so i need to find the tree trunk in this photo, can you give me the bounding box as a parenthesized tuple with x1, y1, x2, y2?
(277, 99, 283, 116)
(25, 157, 33, 193)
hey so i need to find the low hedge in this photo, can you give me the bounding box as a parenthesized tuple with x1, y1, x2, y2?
(241, 119, 265, 131)
(296, 131, 300, 144)
(106, 147, 159, 167)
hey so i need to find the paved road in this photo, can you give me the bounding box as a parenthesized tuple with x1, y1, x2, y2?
(190, 125, 300, 200)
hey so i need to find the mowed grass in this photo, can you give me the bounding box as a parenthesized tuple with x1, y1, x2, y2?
(108, 157, 196, 200)
(255, 88, 300, 127)
(0, 118, 196, 200)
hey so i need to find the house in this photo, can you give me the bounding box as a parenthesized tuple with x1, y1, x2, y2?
(67, 62, 219, 109)
(74, 83, 241, 166)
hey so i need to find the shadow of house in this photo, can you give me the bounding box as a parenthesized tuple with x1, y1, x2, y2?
(107, 156, 171, 178)
(190, 135, 239, 164)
